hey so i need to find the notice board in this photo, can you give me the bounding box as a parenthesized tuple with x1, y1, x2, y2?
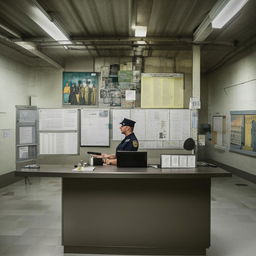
(141, 73, 184, 108)
(230, 111, 256, 157)
(112, 109, 191, 149)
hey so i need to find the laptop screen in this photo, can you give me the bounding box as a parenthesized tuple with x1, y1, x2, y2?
(116, 151, 147, 168)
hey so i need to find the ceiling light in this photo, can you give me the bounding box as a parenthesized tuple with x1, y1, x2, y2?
(136, 40, 147, 45)
(15, 41, 36, 51)
(0, 24, 21, 38)
(30, 5, 71, 44)
(135, 26, 147, 37)
(212, 0, 249, 28)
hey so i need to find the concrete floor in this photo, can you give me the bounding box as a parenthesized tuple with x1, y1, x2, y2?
(0, 175, 255, 256)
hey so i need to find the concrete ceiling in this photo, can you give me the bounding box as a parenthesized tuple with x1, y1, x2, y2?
(0, 0, 255, 72)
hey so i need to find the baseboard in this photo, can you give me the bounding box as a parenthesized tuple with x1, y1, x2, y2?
(0, 171, 23, 189)
(206, 159, 256, 184)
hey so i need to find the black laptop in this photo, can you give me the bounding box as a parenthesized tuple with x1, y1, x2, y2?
(116, 151, 147, 168)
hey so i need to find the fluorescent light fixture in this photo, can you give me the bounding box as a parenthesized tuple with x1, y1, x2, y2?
(0, 24, 21, 38)
(134, 26, 147, 37)
(212, 0, 249, 28)
(15, 41, 36, 50)
(30, 6, 71, 44)
(135, 40, 147, 45)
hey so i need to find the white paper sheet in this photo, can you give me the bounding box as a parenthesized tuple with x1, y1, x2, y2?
(19, 127, 33, 144)
(169, 109, 191, 140)
(19, 146, 29, 159)
(161, 155, 171, 168)
(19, 110, 37, 122)
(145, 109, 169, 140)
(40, 132, 78, 154)
(131, 109, 146, 140)
(179, 155, 188, 167)
(81, 109, 109, 146)
(39, 109, 78, 131)
(187, 155, 196, 167)
(171, 155, 179, 167)
(125, 90, 136, 101)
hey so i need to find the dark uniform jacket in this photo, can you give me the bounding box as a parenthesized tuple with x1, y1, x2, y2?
(116, 133, 139, 152)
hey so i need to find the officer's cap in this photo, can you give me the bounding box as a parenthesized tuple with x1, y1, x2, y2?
(120, 118, 136, 127)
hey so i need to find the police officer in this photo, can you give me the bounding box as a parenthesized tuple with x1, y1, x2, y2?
(92, 118, 139, 165)
(116, 118, 139, 151)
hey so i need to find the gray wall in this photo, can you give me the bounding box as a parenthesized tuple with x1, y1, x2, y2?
(204, 45, 256, 175)
(0, 46, 32, 175)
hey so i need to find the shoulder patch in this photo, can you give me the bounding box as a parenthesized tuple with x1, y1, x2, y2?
(132, 140, 138, 148)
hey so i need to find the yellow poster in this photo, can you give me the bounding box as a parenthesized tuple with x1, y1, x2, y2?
(141, 73, 184, 108)
(230, 115, 243, 146)
(244, 115, 256, 151)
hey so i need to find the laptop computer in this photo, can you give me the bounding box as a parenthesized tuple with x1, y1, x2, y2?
(116, 151, 147, 168)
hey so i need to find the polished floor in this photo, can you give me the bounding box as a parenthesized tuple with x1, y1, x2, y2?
(0, 175, 255, 256)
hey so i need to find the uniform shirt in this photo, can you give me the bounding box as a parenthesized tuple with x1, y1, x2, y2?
(116, 133, 139, 152)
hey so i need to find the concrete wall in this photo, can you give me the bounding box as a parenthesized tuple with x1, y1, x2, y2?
(0, 47, 32, 175)
(205, 45, 256, 175)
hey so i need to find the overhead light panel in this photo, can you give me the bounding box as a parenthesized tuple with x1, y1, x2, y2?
(212, 0, 249, 28)
(134, 40, 147, 45)
(135, 26, 147, 37)
(0, 24, 21, 38)
(15, 41, 36, 51)
(30, 5, 71, 44)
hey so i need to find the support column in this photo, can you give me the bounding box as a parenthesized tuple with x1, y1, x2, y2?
(191, 45, 201, 145)
(192, 45, 201, 98)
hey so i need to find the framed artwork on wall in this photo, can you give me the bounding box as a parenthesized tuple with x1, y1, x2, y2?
(63, 72, 100, 106)
(230, 111, 256, 157)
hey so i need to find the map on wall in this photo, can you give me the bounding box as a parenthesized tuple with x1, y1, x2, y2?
(230, 111, 256, 157)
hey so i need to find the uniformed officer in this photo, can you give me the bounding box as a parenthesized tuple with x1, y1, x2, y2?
(116, 118, 139, 152)
(92, 118, 139, 165)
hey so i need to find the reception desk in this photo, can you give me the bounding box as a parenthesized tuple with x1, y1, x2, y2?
(15, 165, 231, 255)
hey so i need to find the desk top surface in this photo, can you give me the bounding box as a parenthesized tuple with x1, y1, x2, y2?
(15, 164, 231, 179)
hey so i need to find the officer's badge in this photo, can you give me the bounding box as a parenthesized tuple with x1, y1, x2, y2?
(132, 140, 138, 148)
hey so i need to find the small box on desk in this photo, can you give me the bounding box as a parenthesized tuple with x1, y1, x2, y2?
(161, 154, 196, 168)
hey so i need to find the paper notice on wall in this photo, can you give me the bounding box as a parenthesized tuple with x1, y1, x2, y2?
(39, 109, 78, 131)
(125, 90, 136, 101)
(169, 109, 191, 140)
(19, 127, 33, 144)
(19, 146, 29, 159)
(40, 132, 78, 154)
(81, 109, 109, 146)
(189, 97, 201, 109)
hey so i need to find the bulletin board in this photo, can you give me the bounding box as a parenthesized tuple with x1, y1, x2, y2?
(112, 109, 191, 149)
(16, 106, 38, 162)
(141, 73, 184, 108)
(39, 108, 79, 155)
(230, 111, 256, 157)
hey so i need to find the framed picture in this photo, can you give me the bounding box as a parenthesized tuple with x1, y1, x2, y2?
(230, 111, 256, 157)
(63, 72, 100, 106)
